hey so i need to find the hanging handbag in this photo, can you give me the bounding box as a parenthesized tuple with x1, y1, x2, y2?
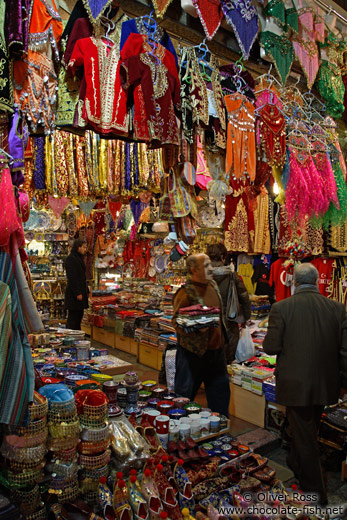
(168, 168, 192, 218)
(226, 273, 244, 323)
(159, 174, 172, 221)
(178, 152, 196, 187)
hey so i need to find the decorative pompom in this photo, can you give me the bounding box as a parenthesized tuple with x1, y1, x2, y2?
(99, 477, 107, 484)
(130, 475, 137, 483)
(118, 479, 126, 488)
(160, 512, 168, 519)
(116, 471, 123, 479)
(156, 464, 163, 472)
(130, 469, 137, 476)
(144, 469, 151, 477)
(177, 459, 184, 466)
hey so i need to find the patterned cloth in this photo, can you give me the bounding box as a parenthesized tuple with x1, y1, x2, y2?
(0, 252, 34, 426)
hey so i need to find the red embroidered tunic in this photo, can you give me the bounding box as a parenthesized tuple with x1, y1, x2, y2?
(67, 36, 128, 135)
(120, 33, 180, 147)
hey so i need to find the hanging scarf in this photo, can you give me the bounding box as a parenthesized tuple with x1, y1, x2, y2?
(192, 0, 223, 40)
(151, 0, 173, 18)
(259, 31, 294, 85)
(48, 195, 70, 217)
(221, 0, 259, 60)
(33, 137, 46, 190)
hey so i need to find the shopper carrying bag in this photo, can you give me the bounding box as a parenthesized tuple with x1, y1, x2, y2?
(207, 243, 251, 363)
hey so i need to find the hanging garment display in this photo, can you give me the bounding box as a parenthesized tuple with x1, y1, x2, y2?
(291, 0, 321, 89)
(151, 0, 174, 18)
(120, 16, 178, 66)
(192, 0, 223, 40)
(68, 37, 129, 135)
(5, 0, 31, 57)
(0, 0, 13, 112)
(259, 31, 294, 85)
(225, 92, 256, 181)
(317, 32, 346, 119)
(256, 103, 286, 168)
(120, 34, 180, 146)
(8, 107, 29, 187)
(220, 0, 259, 60)
(285, 135, 325, 224)
(179, 45, 226, 149)
(0, 167, 21, 248)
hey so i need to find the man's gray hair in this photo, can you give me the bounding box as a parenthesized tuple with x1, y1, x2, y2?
(186, 255, 199, 274)
(294, 263, 319, 286)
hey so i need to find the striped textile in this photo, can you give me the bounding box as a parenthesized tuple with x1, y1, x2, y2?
(14, 253, 43, 333)
(0, 281, 11, 384)
(0, 252, 34, 427)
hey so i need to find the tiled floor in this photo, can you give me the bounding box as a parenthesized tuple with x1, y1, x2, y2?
(98, 343, 347, 513)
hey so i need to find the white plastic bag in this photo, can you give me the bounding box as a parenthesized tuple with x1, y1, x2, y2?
(235, 326, 255, 362)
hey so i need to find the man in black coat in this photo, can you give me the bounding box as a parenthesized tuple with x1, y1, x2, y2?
(263, 262, 347, 504)
(65, 239, 89, 330)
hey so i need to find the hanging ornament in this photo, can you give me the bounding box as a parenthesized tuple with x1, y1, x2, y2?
(48, 195, 70, 218)
(79, 201, 96, 218)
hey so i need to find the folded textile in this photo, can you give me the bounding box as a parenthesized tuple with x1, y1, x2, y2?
(178, 304, 220, 315)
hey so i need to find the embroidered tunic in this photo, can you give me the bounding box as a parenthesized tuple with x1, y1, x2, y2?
(68, 36, 128, 135)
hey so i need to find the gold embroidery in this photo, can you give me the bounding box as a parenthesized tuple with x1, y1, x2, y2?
(224, 198, 250, 252)
(253, 192, 271, 254)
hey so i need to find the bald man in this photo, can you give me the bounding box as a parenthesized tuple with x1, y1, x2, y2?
(263, 262, 347, 505)
(172, 253, 230, 417)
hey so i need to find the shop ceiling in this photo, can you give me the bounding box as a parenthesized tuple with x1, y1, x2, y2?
(60, 0, 347, 79)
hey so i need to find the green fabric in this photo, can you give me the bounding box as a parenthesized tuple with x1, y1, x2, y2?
(259, 31, 294, 86)
(263, 0, 285, 24)
(317, 61, 345, 119)
(285, 6, 298, 33)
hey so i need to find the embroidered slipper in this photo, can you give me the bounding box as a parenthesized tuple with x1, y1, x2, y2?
(253, 465, 276, 483)
(239, 453, 268, 474)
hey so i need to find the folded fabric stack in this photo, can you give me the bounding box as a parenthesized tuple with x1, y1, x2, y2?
(158, 315, 176, 334)
(176, 305, 221, 334)
(75, 389, 110, 504)
(1, 391, 48, 519)
(39, 384, 80, 504)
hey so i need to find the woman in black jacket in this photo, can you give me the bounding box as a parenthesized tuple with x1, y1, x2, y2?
(65, 239, 89, 330)
(207, 243, 251, 363)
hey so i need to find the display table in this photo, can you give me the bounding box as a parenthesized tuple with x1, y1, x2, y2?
(96, 355, 137, 376)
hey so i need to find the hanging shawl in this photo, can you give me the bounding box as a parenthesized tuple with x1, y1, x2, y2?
(48, 195, 70, 217)
(0, 252, 34, 427)
(81, 0, 113, 24)
(192, 0, 223, 40)
(79, 201, 96, 218)
(221, 0, 259, 60)
(151, 0, 174, 18)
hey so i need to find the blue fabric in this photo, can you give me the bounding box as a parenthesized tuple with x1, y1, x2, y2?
(39, 383, 74, 402)
(120, 19, 178, 68)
